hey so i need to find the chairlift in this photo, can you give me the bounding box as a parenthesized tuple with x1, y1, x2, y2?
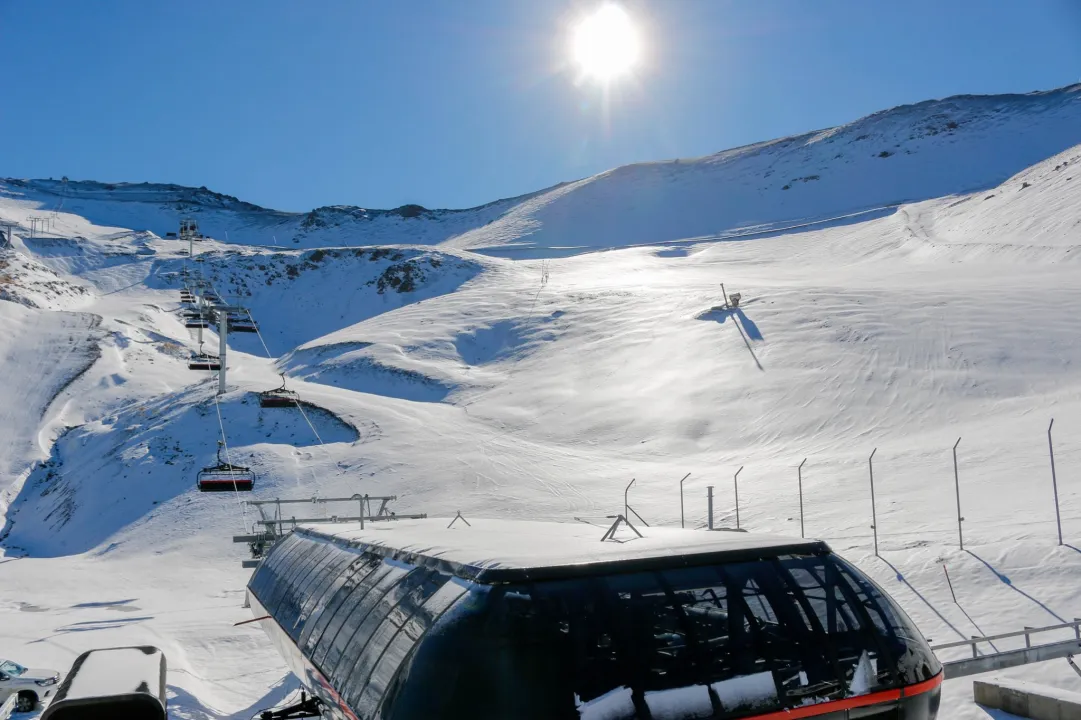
(188, 343, 220, 371)
(260, 374, 300, 408)
(229, 313, 258, 332)
(197, 443, 254, 492)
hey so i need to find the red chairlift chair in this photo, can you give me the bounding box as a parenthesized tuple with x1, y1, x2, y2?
(259, 374, 300, 408)
(197, 442, 254, 492)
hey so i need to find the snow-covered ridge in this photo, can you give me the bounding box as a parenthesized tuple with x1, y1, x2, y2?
(5, 84, 1080, 254)
(447, 83, 1081, 255)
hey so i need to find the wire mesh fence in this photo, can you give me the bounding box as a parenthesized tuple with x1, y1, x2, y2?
(670, 414, 1080, 554)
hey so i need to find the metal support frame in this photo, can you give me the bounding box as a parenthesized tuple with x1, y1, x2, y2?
(352, 493, 366, 530)
(943, 564, 958, 604)
(246, 496, 398, 506)
(217, 308, 228, 395)
(707, 486, 714, 530)
(624, 478, 635, 520)
(868, 448, 879, 556)
(601, 514, 643, 542)
(254, 513, 427, 529)
(1049, 418, 1063, 546)
(953, 437, 964, 550)
(258, 691, 322, 720)
(679, 472, 690, 529)
(797, 458, 807, 538)
(734, 466, 743, 530)
(934, 619, 1081, 679)
(447, 511, 471, 529)
(626, 504, 650, 528)
(237, 495, 415, 567)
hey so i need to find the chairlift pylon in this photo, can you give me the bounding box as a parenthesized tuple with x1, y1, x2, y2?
(197, 441, 254, 492)
(260, 374, 300, 408)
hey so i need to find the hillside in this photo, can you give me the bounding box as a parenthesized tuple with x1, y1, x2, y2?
(5, 84, 1080, 256)
(0, 87, 1080, 719)
(0, 177, 550, 250)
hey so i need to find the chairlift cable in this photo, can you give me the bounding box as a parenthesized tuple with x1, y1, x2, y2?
(249, 308, 325, 447)
(212, 390, 248, 530)
(199, 259, 324, 501)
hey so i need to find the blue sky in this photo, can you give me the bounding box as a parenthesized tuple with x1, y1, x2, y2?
(3, 1, 1079, 211)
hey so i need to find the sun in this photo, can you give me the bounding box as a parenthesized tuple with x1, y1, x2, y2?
(573, 4, 640, 82)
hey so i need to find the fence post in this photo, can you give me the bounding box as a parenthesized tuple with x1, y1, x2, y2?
(707, 486, 714, 530)
(953, 437, 964, 550)
(734, 466, 743, 530)
(869, 448, 879, 556)
(679, 473, 691, 529)
(798, 458, 807, 538)
(1049, 419, 1062, 546)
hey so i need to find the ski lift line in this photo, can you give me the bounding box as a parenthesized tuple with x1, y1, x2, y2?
(201, 259, 328, 460)
(249, 309, 327, 448)
(212, 391, 248, 530)
(292, 399, 326, 446)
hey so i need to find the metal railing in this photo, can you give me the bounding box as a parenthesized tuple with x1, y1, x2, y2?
(933, 618, 1081, 656)
(254, 513, 428, 528)
(234, 494, 426, 568)
(932, 619, 1081, 679)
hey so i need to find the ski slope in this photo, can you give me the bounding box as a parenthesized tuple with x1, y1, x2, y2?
(1, 87, 1080, 719)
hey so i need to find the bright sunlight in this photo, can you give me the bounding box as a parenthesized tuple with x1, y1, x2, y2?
(572, 4, 640, 82)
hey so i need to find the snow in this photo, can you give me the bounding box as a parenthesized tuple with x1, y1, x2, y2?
(710, 672, 777, 711)
(644, 686, 714, 719)
(62, 646, 163, 701)
(978, 677, 1081, 704)
(0, 303, 99, 511)
(0, 86, 1080, 719)
(849, 651, 876, 696)
(444, 84, 1081, 256)
(576, 686, 635, 720)
(297, 518, 816, 572)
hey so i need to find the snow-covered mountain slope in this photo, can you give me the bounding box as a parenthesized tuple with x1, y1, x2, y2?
(5, 84, 1080, 256)
(1, 89, 1081, 720)
(0, 176, 549, 250)
(146, 246, 486, 355)
(0, 304, 99, 499)
(446, 84, 1081, 255)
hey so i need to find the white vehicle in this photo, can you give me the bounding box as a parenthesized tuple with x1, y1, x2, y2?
(0, 660, 59, 713)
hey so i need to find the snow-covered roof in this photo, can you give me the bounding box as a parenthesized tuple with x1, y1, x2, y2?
(43, 646, 166, 720)
(297, 518, 827, 581)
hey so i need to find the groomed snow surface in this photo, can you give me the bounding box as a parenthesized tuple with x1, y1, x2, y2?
(2, 86, 1081, 718)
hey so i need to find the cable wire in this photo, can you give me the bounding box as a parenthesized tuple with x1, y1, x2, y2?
(212, 377, 248, 531)
(248, 304, 325, 447)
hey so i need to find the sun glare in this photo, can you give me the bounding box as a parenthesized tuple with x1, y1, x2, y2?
(573, 4, 640, 82)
